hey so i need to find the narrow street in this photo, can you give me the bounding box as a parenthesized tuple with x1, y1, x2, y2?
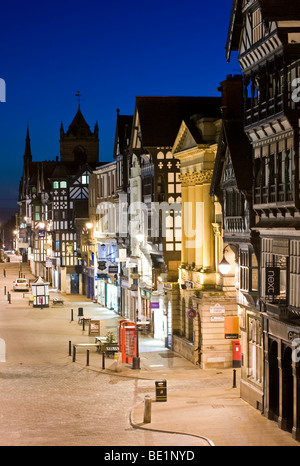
(0, 259, 210, 447)
(0, 259, 298, 447)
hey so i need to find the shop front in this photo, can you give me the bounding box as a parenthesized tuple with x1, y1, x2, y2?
(120, 277, 129, 317)
(106, 282, 118, 312)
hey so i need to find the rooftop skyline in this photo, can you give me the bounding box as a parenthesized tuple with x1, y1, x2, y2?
(0, 0, 239, 223)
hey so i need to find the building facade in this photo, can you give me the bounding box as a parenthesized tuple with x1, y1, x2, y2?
(18, 105, 104, 294)
(227, 0, 300, 439)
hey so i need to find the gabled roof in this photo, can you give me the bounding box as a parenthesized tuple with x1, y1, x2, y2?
(113, 111, 133, 158)
(135, 96, 222, 147)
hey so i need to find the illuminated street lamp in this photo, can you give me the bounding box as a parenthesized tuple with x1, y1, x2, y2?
(136, 231, 144, 243)
(218, 246, 231, 275)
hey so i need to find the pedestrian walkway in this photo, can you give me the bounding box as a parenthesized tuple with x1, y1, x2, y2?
(0, 260, 299, 446)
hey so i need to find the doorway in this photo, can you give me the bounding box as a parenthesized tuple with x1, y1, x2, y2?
(269, 340, 279, 421)
(282, 346, 293, 431)
(71, 274, 79, 294)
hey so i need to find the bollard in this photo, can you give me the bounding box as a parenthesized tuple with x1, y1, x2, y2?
(82, 318, 85, 332)
(8, 293, 11, 304)
(71, 309, 73, 322)
(143, 395, 152, 424)
(232, 369, 237, 388)
(3, 269, 6, 277)
(69, 341, 72, 357)
(4, 286, 6, 295)
(72, 345, 76, 363)
(102, 352, 105, 370)
(86, 350, 90, 366)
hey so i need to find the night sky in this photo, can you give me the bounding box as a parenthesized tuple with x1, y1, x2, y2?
(0, 0, 239, 223)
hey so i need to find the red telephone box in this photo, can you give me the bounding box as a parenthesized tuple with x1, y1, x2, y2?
(119, 320, 137, 364)
(232, 340, 241, 368)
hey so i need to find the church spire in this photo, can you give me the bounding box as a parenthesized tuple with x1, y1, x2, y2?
(24, 124, 32, 163)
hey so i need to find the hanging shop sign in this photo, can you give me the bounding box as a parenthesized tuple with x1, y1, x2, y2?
(266, 267, 280, 296)
(98, 261, 107, 271)
(108, 265, 119, 274)
(151, 301, 160, 309)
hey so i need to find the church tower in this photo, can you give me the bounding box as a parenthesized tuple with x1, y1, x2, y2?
(59, 103, 99, 164)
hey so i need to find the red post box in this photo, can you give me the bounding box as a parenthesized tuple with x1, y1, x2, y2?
(232, 340, 241, 368)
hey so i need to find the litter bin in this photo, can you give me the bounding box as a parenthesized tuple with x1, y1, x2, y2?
(155, 380, 167, 402)
(78, 307, 84, 317)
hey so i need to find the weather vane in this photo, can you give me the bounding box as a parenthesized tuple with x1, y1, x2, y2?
(75, 91, 81, 108)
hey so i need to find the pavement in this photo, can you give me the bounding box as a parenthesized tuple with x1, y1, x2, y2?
(0, 258, 299, 447)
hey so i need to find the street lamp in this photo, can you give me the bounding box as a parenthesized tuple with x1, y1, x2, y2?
(136, 231, 144, 243)
(218, 245, 231, 275)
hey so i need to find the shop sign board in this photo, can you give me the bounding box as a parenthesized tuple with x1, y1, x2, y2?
(89, 320, 100, 336)
(266, 267, 280, 296)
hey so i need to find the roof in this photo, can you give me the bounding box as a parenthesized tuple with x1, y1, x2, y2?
(65, 106, 93, 137)
(113, 112, 133, 157)
(135, 96, 222, 147)
(258, 0, 300, 21)
(226, 0, 243, 62)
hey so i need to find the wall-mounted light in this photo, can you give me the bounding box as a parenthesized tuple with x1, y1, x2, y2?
(86, 222, 93, 229)
(136, 232, 144, 243)
(218, 245, 231, 275)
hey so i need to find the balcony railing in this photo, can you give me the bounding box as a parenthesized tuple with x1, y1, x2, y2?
(254, 182, 295, 206)
(245, 95, 284, 127)
(224, 216, 247, 233)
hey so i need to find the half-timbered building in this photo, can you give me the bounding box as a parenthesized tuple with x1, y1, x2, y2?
(18, 105, 104, 294)
(211, 73, 262, 407)
(226, 0, 300, 439)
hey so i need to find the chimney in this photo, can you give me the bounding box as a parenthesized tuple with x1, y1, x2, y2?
(218, 74, 244, 119)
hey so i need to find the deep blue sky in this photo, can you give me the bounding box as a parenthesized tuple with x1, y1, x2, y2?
(0, 0, 239, 223)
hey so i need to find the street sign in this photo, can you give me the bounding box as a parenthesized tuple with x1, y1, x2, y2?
(187, 309, 197, 319)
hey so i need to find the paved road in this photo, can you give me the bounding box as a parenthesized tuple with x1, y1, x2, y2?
(0, 260, 299, 448)
(0, 261, 209, 447)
